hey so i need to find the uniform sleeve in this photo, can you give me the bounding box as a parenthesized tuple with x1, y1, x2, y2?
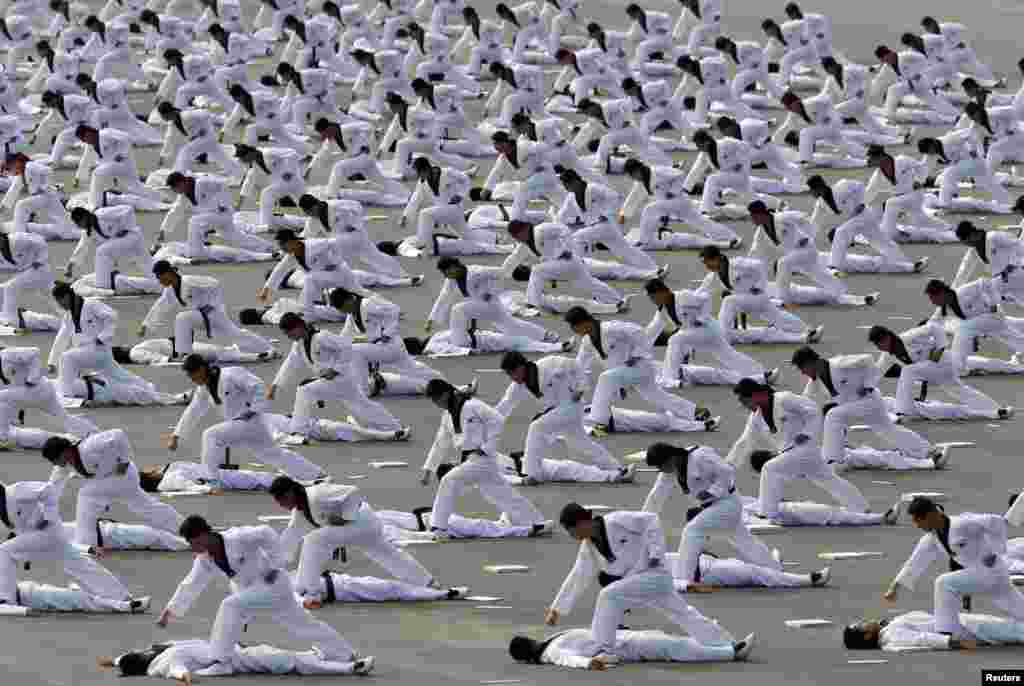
(401, 181, 428, 225)
(483, 155, 511, 192)
(495, 381, 529, 418)
(543, 643, 594, 669)
(621, 180, 648, 220)
(428, 278, 460, 328)
(500, 243, 532, 278)
(67, 229, 94, 269)
(165, 556, 215, 617)
(264, 254, 298, 292)
(641, 472, 675, 514)
(638, 512, 667, 561)
(48, 314, 73, 369)
(893, 534, 941, 591)
(552, 543, 597, 615)
(272, 342, 308, 389)
(696, 452, 734, 499)
(725, 409, 776, 468)
(174, 387, 212, 440)
(142, 287, 178, 330)
(423, 414, 453, 472)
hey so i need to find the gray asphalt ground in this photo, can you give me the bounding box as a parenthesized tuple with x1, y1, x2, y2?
(8, 0, 1024, 684)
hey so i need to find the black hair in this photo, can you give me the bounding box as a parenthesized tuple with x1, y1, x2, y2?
(645, 442, 691, 468)
(558, 502, 591, 530)
(181, 354, 209, 374)
(955, 221, 979, 242)
(500, 351, 529, 373)
(750, 450, 774, 472)
(436, 256, 463, 273)
(906, 496, 939, 518)
(41, 436, 73, 465)
(564, 306, 593, 327)
(328, 287, 357, 310)
(51, 281, 74, 300)
(268, 475, 302, 498)
(733, 377, 769, 398)
(790, 346, 820, 368)
(178, 514, 212, 540)
(151, 260, 175, 276)
(843, 623, 880, 650)
(699, 245, 723, 260)
(425, 378, 457, 401)
(867, 325, 894, 346)
(277, 312, 305, 332)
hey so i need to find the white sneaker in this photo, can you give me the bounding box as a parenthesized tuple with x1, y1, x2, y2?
(764, 367, 780, 384)
(352, 656, 375, 676)
(932, 446, 951, 470)
(445, 586, 469, 599)
(772, 548, 783, 566)
(430, 528, 452, 541)
(810, 567, 831, 587)
(734, 633, 756, 661)
(393, 426, 413, 441)
(883, 501, 901, 525)
(461, 377, 479, 396)
(999, 406, 1015, 420)
(129, 596, 151, 613)
(615, 464, 637, 483)
(543, 330, 561, 343)
(806, 325, 824, 343)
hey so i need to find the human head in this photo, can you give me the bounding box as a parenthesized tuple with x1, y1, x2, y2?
(645, 442, 691, 473)
(558, 502, 595, 540)
(178, 514, 215, 554)
(733, 377, 772, 411)
(51, 281, 76, 310)
(867, 325, 896, 353)
(277, 311, 308, 340)
(275, 229, 302, 254)
(328, 287, 359, 313)
(500, 351, 531, 385)
(436, 256, 466, 281)
(268, 475, 303, 509)
(425, 378, 457, 409)
(298, 193, 322, 216)
(699, 245, 723, 272)
(564, 306, 595, 337)
(644, 278, 672, 307)
(924, 279, 949, 307)
(182, 354, 211, 386)
(165, 171, 190, 195)
(790, 346, 821, 378)
(749, 450, 774, 472)
(843, 622, 882, 650)
(955, 221, 984, 245)
(41, 436, 76, 468)
(906, 496, 944, 531)
(151, 260, 178, 288)
(508, 635, 544, 663)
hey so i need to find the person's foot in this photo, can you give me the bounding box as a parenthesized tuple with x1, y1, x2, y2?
(461, 377, 479, 396)
(393, 426, 413, 441)
(615, 464, 637, 483)
(772, 548, 783, 566)
(733, 633, 756, 661)
(694, 406, 711, 422)
(927, 445, 950, 466)
(883, 501, 901, 525)
(561, 340, 575, 352)
(410, 275, 424, 286)
(864, 293, 877, 306)
(446, 586, 469, 599)
(430, 527, 452, 541)
(656, 264, 671, 278)
(522, 475, 543, 486)
(764, 367, 780, 384)
(913, 257, 929, 273)
(704, 417, 719, 431)
(129, 596, 151, 613)
(529, 521, 553, 537)
(805, 325, 824, 343)
(999, 406, 1015, 420)
(352, 656, 375, 676)
(616, 294, 636, 312)
(728, 237, 743, 249)
(542, 330, 561, 343)
(589, 423, 611, 437)
(810, 567, 831, 587)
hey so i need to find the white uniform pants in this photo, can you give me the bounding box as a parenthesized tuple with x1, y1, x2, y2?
(449, 298, 548, 348)
(940, 158, 1010, 206)
(73, 463, 183, 547)
(935, 561, 1024, 635)
(174, 308, 272, 357)
(13, 194, 76, 237)
(776, 246, 847, 302)
(58, 343, 148, 398)
(291, 375, 402, 434)
(823, 392, 931, 461)
(676, 492, 778, 583)
(202, 414, 324, 481)
(842, 446, 935, 470)
(210, 572, 355, 662)
(897, 357, 999, 416)
(174, 137, 245, 178)
(188, 212, 277, 257)
(527, 257, 622, 308)
(294, 505, 433, 600)
(758, 444, 869, 517)
(798, 124, 865, 162)
(572, 221, 658, 270)
(258, 178, 306, 227)
(590, 359, 695, 425)
(830, 212, 910, 268)
(0, 268, 53, 324)
(0, 381, 97, 440)
(430, 456, 544, 530)
(719, 292, 806, 335)
(524, 403, 619, 479)
(954, 315, 1024, 375)
(664, 324, 764, 381)
(415, 203, 469, 246)
(592, 569, 733, 652)
(91, 233, 153, 291)
(16, 581, 134, 612)
(0, 527, 129, 604)
(327, 158, 407, 198)
(671, 554, 812, 588)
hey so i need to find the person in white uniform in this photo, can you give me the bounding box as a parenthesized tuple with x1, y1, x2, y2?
(726, 378, 871, 518)
(509, 627, 752, 670)
(41, 431, 183, 548)
(66, 205, 154, 292)
(4, 160, 80, 240)
(545, 503, 738, 656)
(0, 231, 54, 329)
(420, 379, 547, 538)
(103, 639, 374, 681)
(299, 196, 409, 280)
(169, 355, 326, 484)
(0, 478, 134, 606)
(0, 347, 96, 449)
(269, 477, 440, 608)
(791, 347, 936, 463)
(844, 610, 1024, 652)
(497, 352, 623, 484)
(156, 515, 360, 668)
(883, 497, 1024, 636)
(141, 262, 275, 359)
(270, 311, 407, 436)
(643, 442, 781, 584)
(645, 280, 775, 388)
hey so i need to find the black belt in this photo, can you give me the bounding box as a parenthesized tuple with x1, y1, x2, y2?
(322, 570, 336, 603)
(198, 305, 214, 338)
